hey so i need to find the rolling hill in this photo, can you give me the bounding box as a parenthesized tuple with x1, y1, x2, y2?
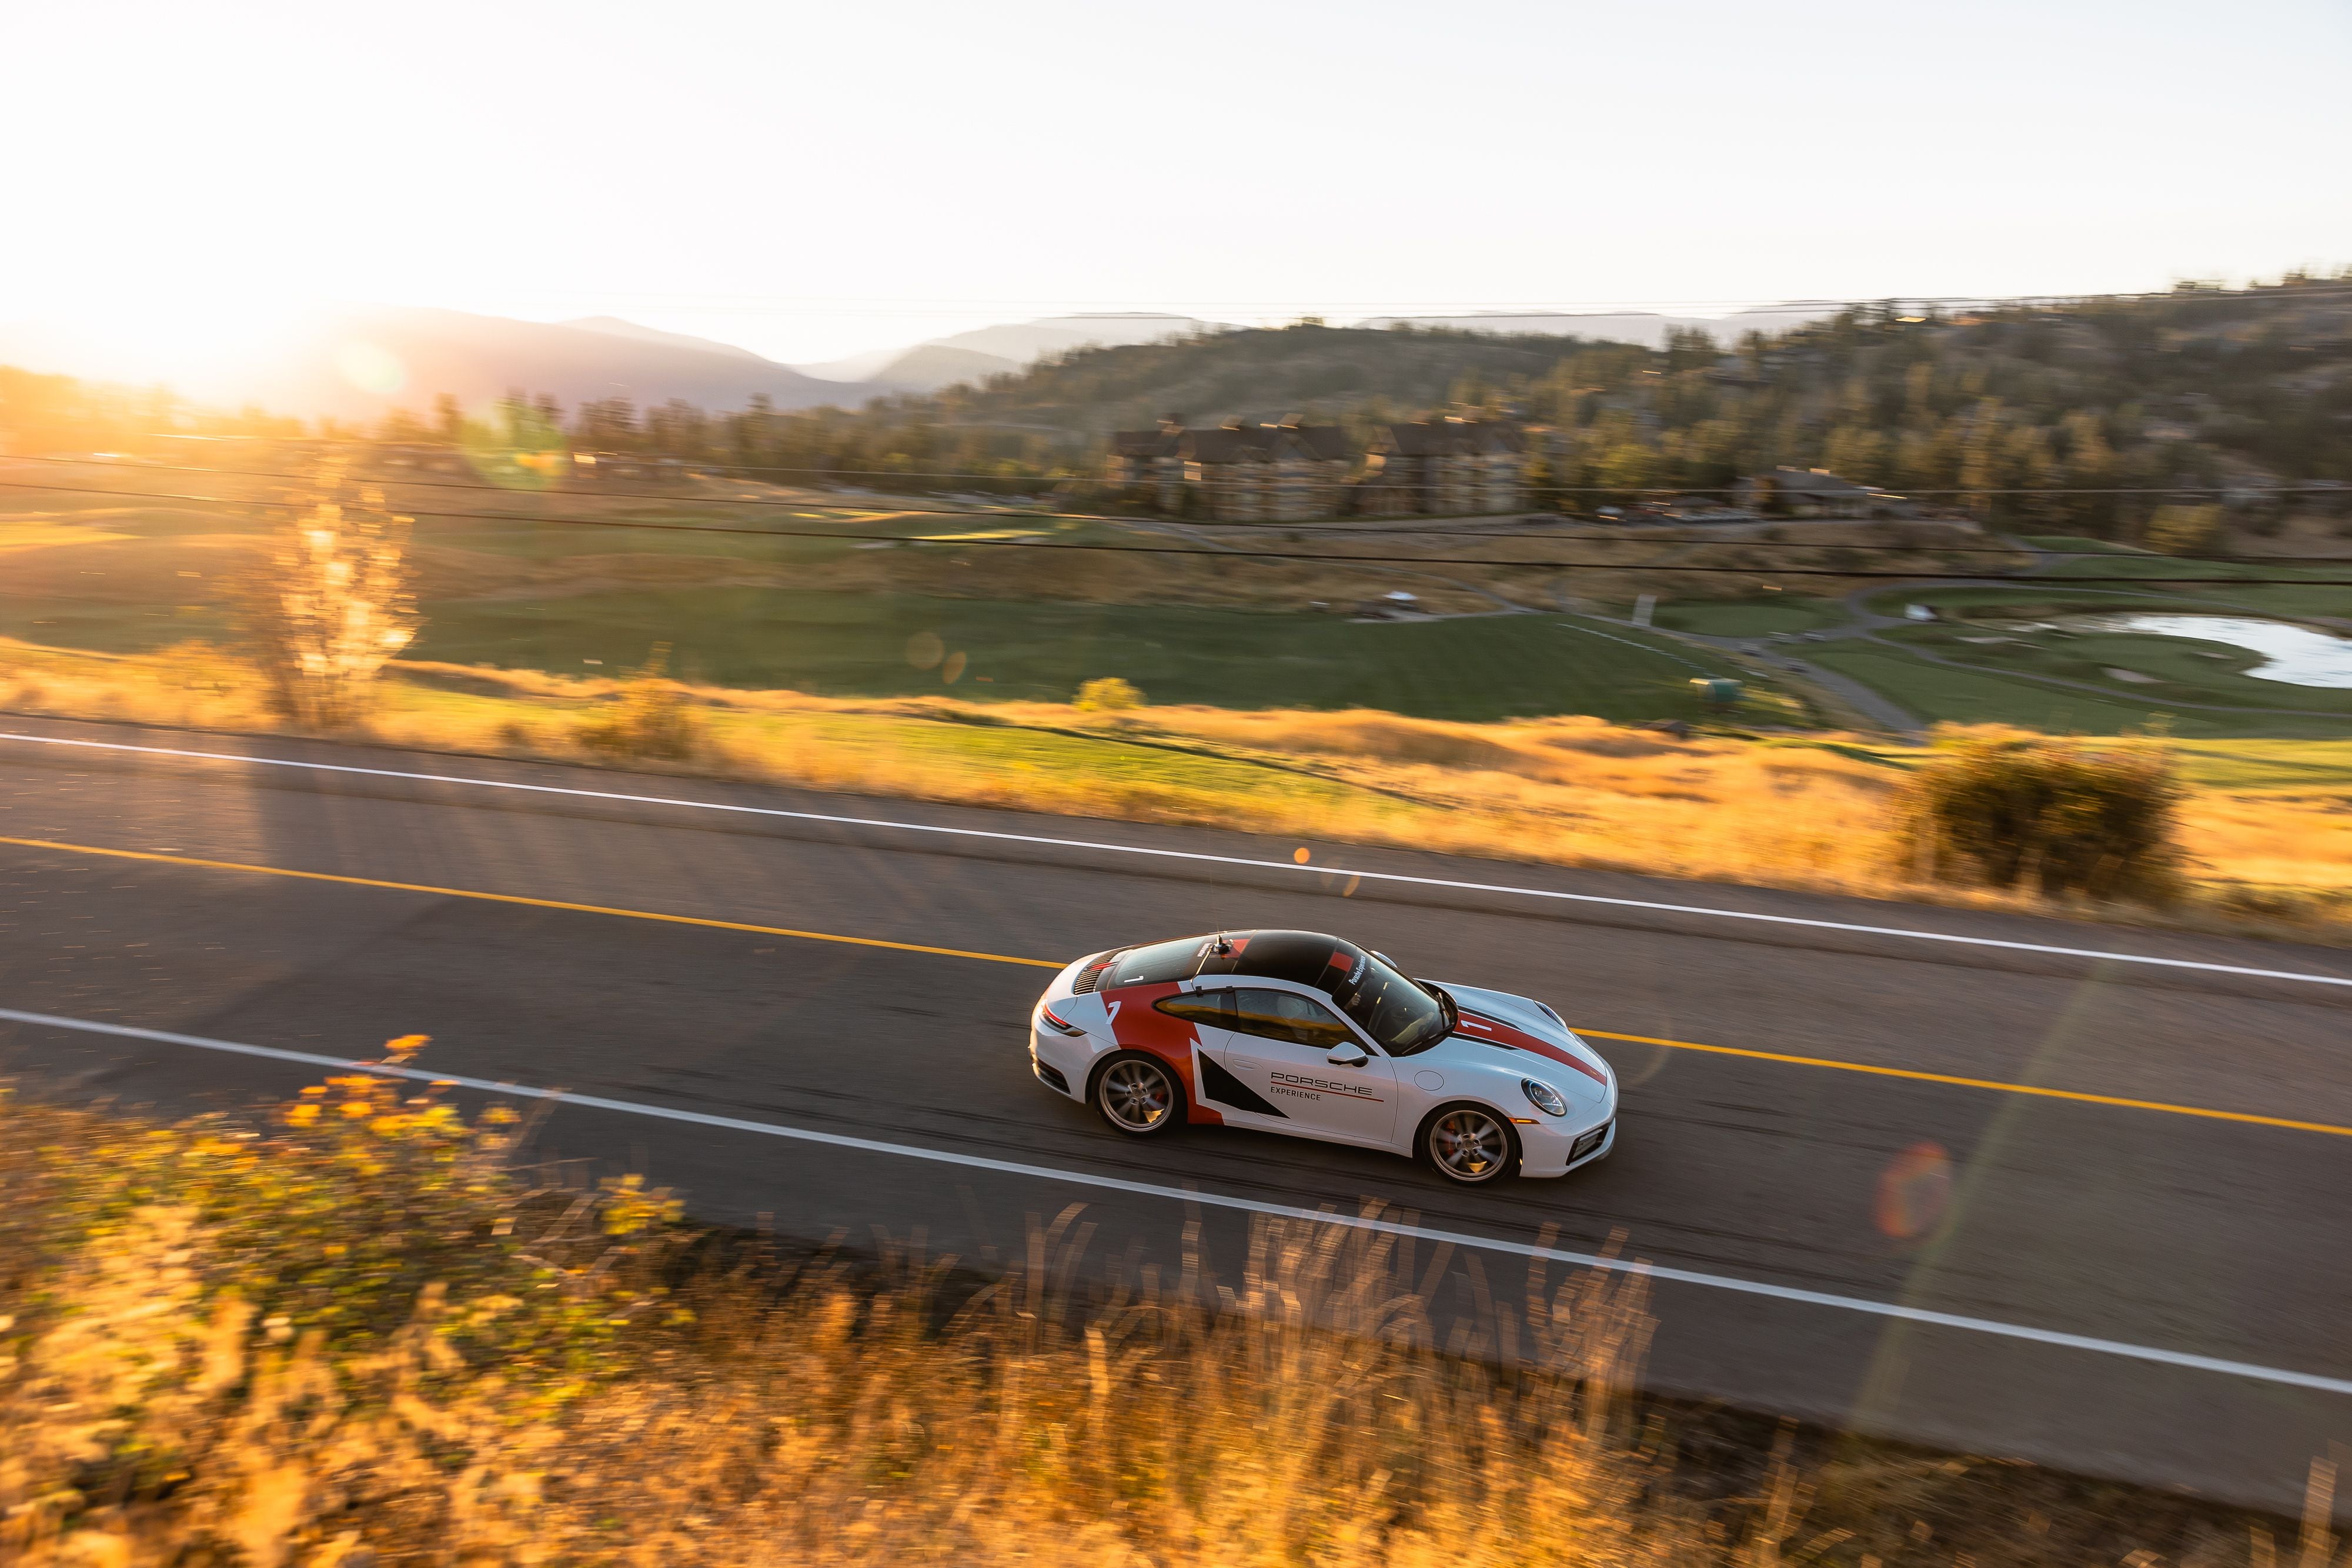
(0, 305, 875, 424)
(1356, 305, 1840, 347)
(793, 313, 1214, 393)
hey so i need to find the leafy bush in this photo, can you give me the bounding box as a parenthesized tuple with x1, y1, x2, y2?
(1073, 676, 1145, 712)
(0, 1052, 1680, 1567)
(242, 465, 419, 729)
(1892, 726, 2184, 900)
(2144, 503, 2223, 555)
(575, 643, 706, 760)
(0, 1039, 684, 1565)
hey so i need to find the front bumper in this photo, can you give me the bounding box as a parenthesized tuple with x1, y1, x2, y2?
(1516, 1112, 1616, 1178)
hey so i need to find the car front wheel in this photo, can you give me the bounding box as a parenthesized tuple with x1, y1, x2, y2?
(1093, 1052, 1184, 1137)
(1420, 1104, 1519, 1185)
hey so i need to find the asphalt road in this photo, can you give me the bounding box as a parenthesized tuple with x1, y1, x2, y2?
(2, 713, 2348, 1517)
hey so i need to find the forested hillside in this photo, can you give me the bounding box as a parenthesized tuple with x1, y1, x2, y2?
(8, 278, 2349, 540)
(688, 278, 2350, 536)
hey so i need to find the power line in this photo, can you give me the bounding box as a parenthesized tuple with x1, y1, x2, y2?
(0, 452, 2129, 557)
(323, 280, 2352, 315)
(14, 447, 2352, 499)
(5, 476, 2348, 586)
(9, 451, 2343, 566)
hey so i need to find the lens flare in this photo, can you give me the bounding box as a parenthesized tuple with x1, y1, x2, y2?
(1875, 1141, 1953, 1240)
(333, 339, 406, 396)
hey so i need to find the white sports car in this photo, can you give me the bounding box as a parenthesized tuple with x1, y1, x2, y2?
(1027, 930, 1616, 1185)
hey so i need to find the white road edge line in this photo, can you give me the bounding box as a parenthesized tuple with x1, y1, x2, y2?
(5, 729, 2348, 989)
(8, 1004, 2350, 1400)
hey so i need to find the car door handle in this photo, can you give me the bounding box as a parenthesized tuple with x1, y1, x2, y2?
(1233, 1058, 1262, 1071)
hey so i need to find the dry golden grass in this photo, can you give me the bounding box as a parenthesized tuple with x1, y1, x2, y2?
(0, 1071, 1683, 1567)
(2, 1071, 2328, 1568)
(4, 636, 2347, 933)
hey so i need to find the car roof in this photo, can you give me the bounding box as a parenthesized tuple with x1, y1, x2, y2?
(1103, 930, 1368, 994)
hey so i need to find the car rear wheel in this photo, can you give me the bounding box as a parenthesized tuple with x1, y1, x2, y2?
(1093, 1052, 1184, 1137)
(1420, 1103, 1518, 1185)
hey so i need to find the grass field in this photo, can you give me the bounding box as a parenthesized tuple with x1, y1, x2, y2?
(3, 480, 2343, 738)
(6, 636, 2348, 929)
(8, 1080, 2304, 1568)
(1826, 574, 2352, 737)
(0, 484, 1780, 723)
(1650, 596, 1853, 637)
(1800, 643, 2186, 731)
(1872, 621, 2350, 710)
(1801, 642, 2352, 739)
(408, 591, 1759, 722)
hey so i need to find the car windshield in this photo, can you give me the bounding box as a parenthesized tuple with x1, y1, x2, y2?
(1104, 935, 1210, 989)
(1329, 954, 1451, 1055)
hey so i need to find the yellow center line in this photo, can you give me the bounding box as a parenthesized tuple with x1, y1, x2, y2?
(8, 833, 2347, 1139)
(1575, 1029, 2352, 1139)
(0, 835, 1063, 970)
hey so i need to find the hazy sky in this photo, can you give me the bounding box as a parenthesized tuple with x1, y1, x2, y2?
(5, 0, 2348, 365)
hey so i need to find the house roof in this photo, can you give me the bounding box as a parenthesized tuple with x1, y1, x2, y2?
(1756, 466, 1879, 499)
(1177, 426, 1267, 463)
(1110, 430, 1179, 458)
(1287, 424, 1353, 462)
(1164, 421, 1357, 465)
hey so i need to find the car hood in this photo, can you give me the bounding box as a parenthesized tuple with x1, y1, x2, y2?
(1430, 979, 1615, 1099)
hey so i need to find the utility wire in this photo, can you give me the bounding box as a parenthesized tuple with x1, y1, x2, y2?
(6, 454, 2347, 564)
(5, 477, 2348, 586)
(15, 448, 2352, 498)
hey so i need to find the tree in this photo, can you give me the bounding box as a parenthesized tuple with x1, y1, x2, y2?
(2144, 503, 2222, 554)
(245, 464, 419, 728)
(1959, 399, 2005, 524)
(1663, 326, 1716, 374)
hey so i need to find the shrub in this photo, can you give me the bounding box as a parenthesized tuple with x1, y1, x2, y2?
(242, 464, 420, 729)
(575, 643, 706, 760)
(1892, 726, 2184, 900)
(1073, 676, 1145, 712)
(0, 1047, 2310, 1566)
(2144, 503, 2223, 555)
(0, 1055, 1683, 1567)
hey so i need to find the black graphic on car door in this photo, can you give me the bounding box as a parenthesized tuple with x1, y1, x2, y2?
(1211, 986, 1398, 1144)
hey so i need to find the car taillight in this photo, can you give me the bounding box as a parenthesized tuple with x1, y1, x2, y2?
(1039, 1005, 1087, 1037)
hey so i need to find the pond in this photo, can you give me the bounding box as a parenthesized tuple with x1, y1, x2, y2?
(2057, 614, 2352, 688)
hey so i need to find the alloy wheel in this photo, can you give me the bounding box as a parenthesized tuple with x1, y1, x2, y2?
(1100, 1058, 1175, 1132)
(1429, 1107, 1511, 1182)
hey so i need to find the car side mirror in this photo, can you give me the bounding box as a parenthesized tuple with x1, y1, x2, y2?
(1327, 1044, 1369, 1067)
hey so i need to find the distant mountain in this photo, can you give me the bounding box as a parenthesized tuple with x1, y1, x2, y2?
(793, 346, 916, 383)
(1357, 305, 1842, 349)
(866, 343, 1023, 392)
(793, 313, 1217, 394)
(927, 313, 1212, 365)
(563, 315, 771, 363)
(0, 306, 874, 423)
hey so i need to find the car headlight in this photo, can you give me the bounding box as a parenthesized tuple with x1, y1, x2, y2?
(1521, 1078, 1568, 1117)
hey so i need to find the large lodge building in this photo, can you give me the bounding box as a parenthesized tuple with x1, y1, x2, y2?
(1108, 414, 1526, 520)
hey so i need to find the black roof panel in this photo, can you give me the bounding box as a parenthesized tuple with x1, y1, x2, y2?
(1103, 930, 1367, 994)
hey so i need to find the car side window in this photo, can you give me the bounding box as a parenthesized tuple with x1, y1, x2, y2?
(1231, 988, 1357, 1051)
(1154, 991, 1234, 1028)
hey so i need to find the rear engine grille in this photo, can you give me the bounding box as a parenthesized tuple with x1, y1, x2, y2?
(1071, 954, 1121, 994)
